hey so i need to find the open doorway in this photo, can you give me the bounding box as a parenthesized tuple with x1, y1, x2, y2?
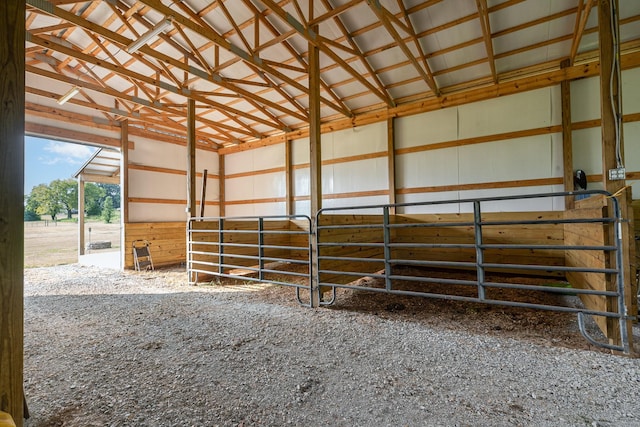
(24, 136, 122, 269)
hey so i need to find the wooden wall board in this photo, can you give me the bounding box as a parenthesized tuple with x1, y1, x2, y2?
(123, 222, 186, 268)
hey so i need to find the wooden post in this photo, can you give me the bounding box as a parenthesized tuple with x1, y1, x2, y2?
(598, 0, 631, 350)
(285, 137, 293, 216)
(387, 116, 397, 214)
(187, 99, 196, 218)
(561, 59, 574, 210)
(0, 0, 25, 424)
(78, 177, 85, 255)
(309, 25, 322, 307)
(120, 119, 129, 270)
(218, 154, 225, 217)
(199, 169, 208, 218)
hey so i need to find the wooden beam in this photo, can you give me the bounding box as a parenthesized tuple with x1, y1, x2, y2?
(187, 99, 196, 218)
(387, 117, 397, 213)
(218, 154, 225, 217)
(475, 0, 497, 83)
(120, 120, 129, 270)
(285, 137, 293, 216)
(0, 1, 25, 425)
(561, 60, 574, 210)
(598, 0, 629, 351)
(309, 25, 321, 307)
(78, 177, 85, 255)
(26, 122, 121, 148)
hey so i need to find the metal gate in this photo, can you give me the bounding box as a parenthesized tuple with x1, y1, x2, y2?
(187, 214, 313, 306)
(315, 191, 632, 353)
(185, 192, 634, 353)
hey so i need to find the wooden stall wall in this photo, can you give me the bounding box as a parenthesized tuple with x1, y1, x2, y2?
(123, 222, 186, 269)
(189, 219, 310, 279)
(316, 211, 566, 286)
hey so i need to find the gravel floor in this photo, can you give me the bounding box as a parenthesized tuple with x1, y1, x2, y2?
(23, 265, 640, 427)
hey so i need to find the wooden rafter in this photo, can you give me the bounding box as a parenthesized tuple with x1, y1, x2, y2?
(475, 0, 497, 83)
(570, 0, 597, 65)
(366, 1, 439, 95)
(259, 0, 394, 107)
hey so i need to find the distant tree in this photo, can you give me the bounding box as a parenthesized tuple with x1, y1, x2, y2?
(27, 183, 61, 221)
(97, 183, 120, 209)
(24, 194, 41, 221)
(50, 179, 78, 219)
(102, 196, 114, 224)
(84, 182, 106, 216)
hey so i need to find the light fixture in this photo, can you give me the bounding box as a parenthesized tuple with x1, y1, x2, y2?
(57, 86, 80, 105)
(126, 18, 173, 53)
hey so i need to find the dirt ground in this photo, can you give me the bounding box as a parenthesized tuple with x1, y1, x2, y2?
(24, 220, 121, 267)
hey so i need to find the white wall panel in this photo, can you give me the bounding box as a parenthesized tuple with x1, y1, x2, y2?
(458, 88, 551, 138)
(253, 172, 285, 198)
(458, 135, 552, 184)
(292, 138, 310, 165)
(331, 122, 387, 157)
(294, 200, 310, 217)
(629, 180, 640, 199)
(550, 84, 562, 126)
(332, 158, 388, 193)
(459, 185, 557, 212)
(570, 76, 600, 122)
(321, 196, 389, 214)
(550, 133, 564, 178)
(397, 192, 461, 214)
(225, 143, 284, 174)
(225, 149, 253, 175)
(129, 169, 185, 199)
(623, 121, 640, 171)
(129, 203, 187, 222)
(129, 138, 186, 170)
(622, 67, 640, 114)
(572, 127, 603, 174)
(293, 167, 310, 197)
(396, 147, 459, 188)
(226, 175, 254, 201)
(395, 107, 458, 149)
(196, 150, 218, 173)
(225, 202, 286, 217)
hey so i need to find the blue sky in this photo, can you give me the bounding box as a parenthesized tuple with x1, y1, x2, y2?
(24, 136, 97, 195)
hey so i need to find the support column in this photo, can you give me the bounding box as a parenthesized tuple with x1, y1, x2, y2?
(309, 25, 322, 307)
(387, 116, 397, 214)
(187, 99, 196, 218)
(218, 154, 225, 217)
(120, 120, 129, 270)
(285, 137, 293, 216)
(561, 60, 574, 210)
(0, 1, 25, 425)
(598, 0, 632, 351)
(78, 177, 85, 255)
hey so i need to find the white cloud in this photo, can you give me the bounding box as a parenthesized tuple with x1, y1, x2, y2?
(40, 141, 96, 165)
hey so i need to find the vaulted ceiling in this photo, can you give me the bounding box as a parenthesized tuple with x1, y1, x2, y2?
(24, 0, 640, 148)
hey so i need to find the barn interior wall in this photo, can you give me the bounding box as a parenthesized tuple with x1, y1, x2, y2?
(127, 134, 219, 222)
(220, 66, 640, 218)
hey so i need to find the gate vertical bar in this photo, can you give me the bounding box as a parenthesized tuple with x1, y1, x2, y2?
(612, 197, 630, 353)
(218, 218, 225, 275)
(473, 201, 486, 300)
(383, 206, 392, 291)
(258, 218, 265, 281)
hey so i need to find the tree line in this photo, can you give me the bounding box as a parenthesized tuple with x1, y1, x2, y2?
(24, 178, 120, 223)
